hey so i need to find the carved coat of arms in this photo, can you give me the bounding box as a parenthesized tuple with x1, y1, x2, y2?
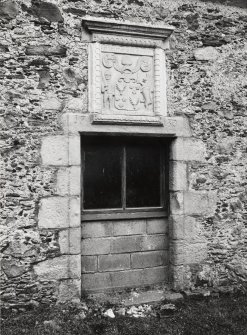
(101, 53, 154, 114)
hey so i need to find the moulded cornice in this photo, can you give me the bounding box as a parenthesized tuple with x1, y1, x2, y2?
(82, 16, 175, 41)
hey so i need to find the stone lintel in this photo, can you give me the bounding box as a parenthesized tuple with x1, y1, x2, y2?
(61, 113, 191, 138)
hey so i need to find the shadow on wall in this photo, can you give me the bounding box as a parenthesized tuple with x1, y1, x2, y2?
(201, 0, 247, 8)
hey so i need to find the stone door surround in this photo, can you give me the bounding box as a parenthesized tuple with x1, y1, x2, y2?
(36, 18, 215, 301)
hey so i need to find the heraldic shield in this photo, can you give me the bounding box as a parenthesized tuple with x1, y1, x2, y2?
(101, 53, 154, 114)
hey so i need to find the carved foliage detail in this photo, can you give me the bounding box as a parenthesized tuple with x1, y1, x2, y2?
(101, 52, 154, 113)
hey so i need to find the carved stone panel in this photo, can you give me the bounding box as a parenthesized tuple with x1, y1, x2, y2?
(84, 17, 174, 126)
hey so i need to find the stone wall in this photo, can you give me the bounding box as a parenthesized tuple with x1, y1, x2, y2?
(0, 0, 246, 307)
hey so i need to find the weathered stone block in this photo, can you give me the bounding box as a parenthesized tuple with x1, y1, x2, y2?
(98, 254, 130, 272)
(184, 216, 206, 243)
(169, 215, 184, 240)
(170, 192, 184, 215)
(59, 228, 81, 254)
(184, 242, 207, 264)
(68, 136, 81, 166)
(131, 250, 168, 268)
(69, 197, 80, 228)
(113, 220, 146, 236)
(25, 45, 67, 57)
(57, 279, 81, 303)
(184, 191, 217, 216)
(169, 241, 184, 265)
(170, 138, 206, 162)
(41, 136, 68, 166)
(82, 222, 113, 238)
(194, 46, 219, 61)
(56, 167, 81, 196)
(169, 265, 184, 291)
(41, 96, 62, 111)
(38, 197, 69, 229)
(81, 256, 97, 273)
(33, 255, 81, 280)
(0, 1, 18, 19)
(146, 218, 168, 234)
(81, 238, 111, 255)
(169, 161, 188, 191)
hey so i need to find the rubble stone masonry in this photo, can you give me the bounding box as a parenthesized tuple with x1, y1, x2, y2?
(0, 0, 246, 307)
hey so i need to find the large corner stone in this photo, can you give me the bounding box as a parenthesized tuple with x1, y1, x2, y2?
(169, 161, 187, 191)
(38, 197, 80, 229)
(184, 191, 217, 216)
(33, 255, 81, 280)
(170, 138, 206, 161)
(169, 215, 184, 240)
(41, 136, 68, 166)
(59, 228, 81, 255)
(56, 167, 81, 196)
(57, 279, 81, 303)
(38, 197, 69, 229)
(170, 192, 184, 215)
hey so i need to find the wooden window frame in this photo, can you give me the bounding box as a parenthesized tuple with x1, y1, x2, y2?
(81, 135, 169, 221)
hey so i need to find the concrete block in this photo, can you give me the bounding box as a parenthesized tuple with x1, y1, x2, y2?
(111, 267, 168, 288)
(141, 235, 168, 251)
(184, 191, 217, 216)
(113, 220, 146, 236)
(57, 279, 81, 303)
(169, 241, 184, 265)
(146, 218, 168, 234)
(81, 238, 111, 255)
(33, 255, 81, 280)
(38, 197, 69, 229)
(98, 254, 130, 272)
(170, 192, 184, 215)
(82, 222, 113, 238)
(169, 161, 188, 191)
(82, 267, 168, 291)
(131, 250, 168, 269)
(111, 236, 142, 254)
(59, 228, 81, 254)
(169, 215, 184, 240)
(170, 138, 206, 162)
(69, 197, 80, 228)
(68, 136, 81, 165)
(41, 136, 68, 166)
(56, 167, 81, 196)
(81, 256, 97, 273)
(82, 272, 111, 291)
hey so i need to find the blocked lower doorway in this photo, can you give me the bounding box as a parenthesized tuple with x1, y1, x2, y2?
(81, 135, 170, 292)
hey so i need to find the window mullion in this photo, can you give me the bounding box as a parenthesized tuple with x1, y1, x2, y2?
(122, 145, 126, 210)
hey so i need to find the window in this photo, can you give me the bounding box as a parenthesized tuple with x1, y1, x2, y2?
(81, 136, 169, 220)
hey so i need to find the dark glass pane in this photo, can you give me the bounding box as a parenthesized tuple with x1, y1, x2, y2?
(126, 142, 161, 207)
(83, 142, 122, 209)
